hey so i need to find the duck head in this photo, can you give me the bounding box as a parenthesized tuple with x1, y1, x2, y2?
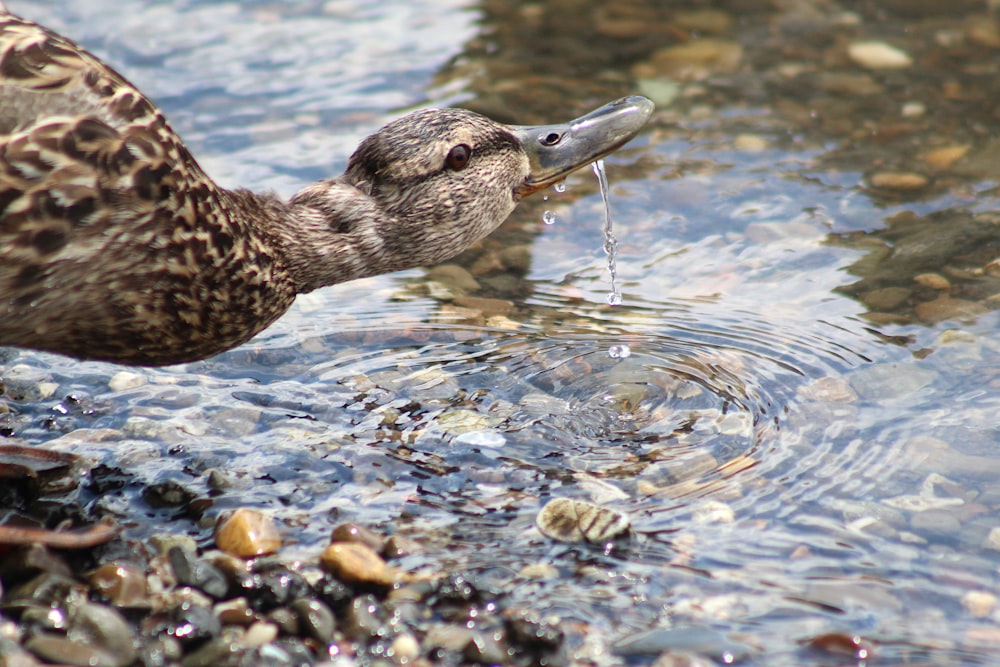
(287, 96, 654, 290)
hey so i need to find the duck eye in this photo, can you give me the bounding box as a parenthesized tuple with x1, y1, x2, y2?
(446, 144, 472, 171)
(540, 132, 563, 146)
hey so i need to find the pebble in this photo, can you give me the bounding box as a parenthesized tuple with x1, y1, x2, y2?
(922, 145, 970, 171)
(962, 591, 997, 618)
(869, 171, 929, 191)
(330, 522, 386, 552)
(319, 542, 409, 586)
(390, 632, 421, 663)
(108, 371, 147, 391)
(914, 296, 987, 324)
(214, 509, 282, 558)
(911, 273, 951, 290)
(847, 40, 913, 69)
(535, 497, 630, 544)
(636, 39, 743, 81)
(88, 563, 149, 607)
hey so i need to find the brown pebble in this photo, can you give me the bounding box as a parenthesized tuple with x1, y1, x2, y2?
(214, 508, 281, 558)
(320, 542, 409, 586)
(914, 296, 987, 323)
(383, 534, 422, 559)
(89, 563, 149, 607)
(869, 172, 929, 191)
(913, 273, 951, 290)
(330, 522, 385, 552)
(922, 145, 970, 171)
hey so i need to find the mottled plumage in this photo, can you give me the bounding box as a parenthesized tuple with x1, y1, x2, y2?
(0, 8, 652, 365)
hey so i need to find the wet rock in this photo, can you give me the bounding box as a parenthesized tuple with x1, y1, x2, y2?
(342, 594, 387, 639)
(797, 376, 857, 403)
(66, 602, 137, 666)
(235, 563, 308, 612)
(860, 286, 911, 311)
(145, 600, 221, 649)
(847, 41, 912, 69)
(214, 508, 281, 558)
(290, 598, 335, 643)
(108, 371, 146, 392)
(320, 542, 409, 586)
(425, 264, 480, 293)
(213, 597, 256, 626)
(143, 481, 198, 509)
(330, 522, 386, 552)
(503, 608, 563, 653)
(637, 39, 743, 81)
(389, 632, 421, 663)
(673, 9, 733, 35)
(168, 546, 229, 599)
(383, 534, 421, 559)
(24, 633, 123, 667)
(913, 272, 951, 290)
(535, 497, 630, 544)
(242, 621, 278, 647)
(915, 296, 986, 323)
(962, 590, 996, 618)
(452, 295, 514, 317)
(614, 626, 753, 661)
(88, 562, 148, 607)
(868, 172, 928, 191)
(922, 145, 970, 171)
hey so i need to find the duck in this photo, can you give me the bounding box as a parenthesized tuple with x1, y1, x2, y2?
(0, 7, 653, 366)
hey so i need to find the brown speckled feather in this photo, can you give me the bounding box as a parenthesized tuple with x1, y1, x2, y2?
(0, 12, 297, 364)
(0, 9, 651, 366)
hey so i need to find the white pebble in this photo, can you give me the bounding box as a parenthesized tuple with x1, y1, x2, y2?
(109, 371, 147, 392)
(848, 41, 912, 69)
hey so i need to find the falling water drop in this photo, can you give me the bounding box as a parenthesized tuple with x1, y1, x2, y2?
(554, 181, 567, 193)
(542, 210, 556, 225)
(592, 159, 620, 306)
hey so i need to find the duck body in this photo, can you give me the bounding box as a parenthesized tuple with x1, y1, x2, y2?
(0, 9, 653, 366)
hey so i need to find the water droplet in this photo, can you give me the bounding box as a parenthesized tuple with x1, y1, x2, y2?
(592, 159, 622, 306)
(542, 195, 549, 201)
(542, 210, 556, 225)
(554, 181, 567, 193)
(608, 344, 631, 359)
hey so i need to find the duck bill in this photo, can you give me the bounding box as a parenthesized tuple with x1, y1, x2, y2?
(510, 95, 654, 199)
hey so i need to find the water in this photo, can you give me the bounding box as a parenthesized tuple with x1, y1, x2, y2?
(542, 209, 556, 225)
(592, 158, 622, 306)
(5, 1, 1000, 665)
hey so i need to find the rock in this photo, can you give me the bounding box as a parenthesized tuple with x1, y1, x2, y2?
(425, 264, 480, 293)
(535, 498, 630, 544)
(319, 542, 410, 586)
(847, 41, 912, 69)
(330, 522, 385, 552)
(860, 286, 911, 311)
(869, 172, 928, 191)
(638, 39, 743, 81)
(673, 9, 734, 35)
(922, 145, 970, 171)
(914, 296, 987, 323)
(962, 591, 997, 617)
(913, 273, 951, 290)
(88, 563, 149, 607)
(214, 509, 281, 558)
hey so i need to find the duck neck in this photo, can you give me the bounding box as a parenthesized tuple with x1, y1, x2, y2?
(263, 178, 403, 294)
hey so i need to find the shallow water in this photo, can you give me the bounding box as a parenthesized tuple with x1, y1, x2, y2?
(8, 0, 1000, 664)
